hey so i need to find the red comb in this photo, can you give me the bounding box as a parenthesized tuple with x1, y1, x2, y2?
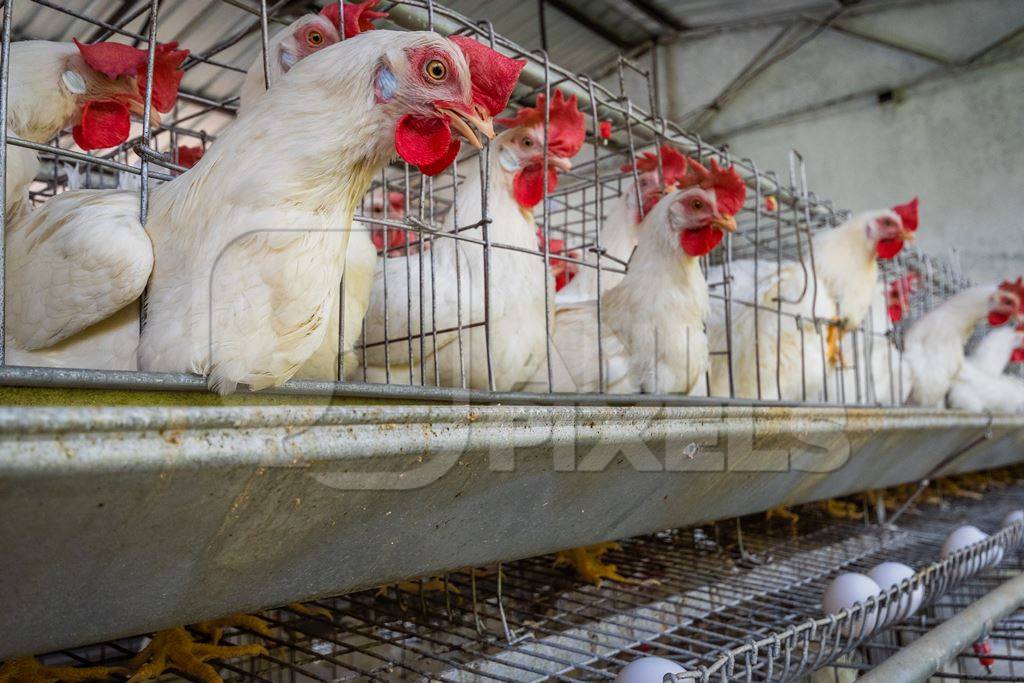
(449, 36, 525, 118)
(497, 89, 585, 158)
(74, 39, 187, 114)
(622, 145, 689, 187)
(176, 144, 204, 170)
(678, 157, 747, 216)
(892, 196, 919, 232)
(320, 0, 387, 38)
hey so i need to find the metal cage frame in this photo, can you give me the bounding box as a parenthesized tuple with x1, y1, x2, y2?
(0, 0, 987, 408)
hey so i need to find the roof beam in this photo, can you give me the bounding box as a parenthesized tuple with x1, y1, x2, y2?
(543, 0, 635, 50)
(619, 0, 688, 33)
(817, 20, 955, 66)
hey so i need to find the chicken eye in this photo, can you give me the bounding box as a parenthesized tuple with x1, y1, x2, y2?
(307, 30, 324, 47)
(691, 199, 704, 210)
(522, 137, 533, 148)
(424, 59, 447, 82)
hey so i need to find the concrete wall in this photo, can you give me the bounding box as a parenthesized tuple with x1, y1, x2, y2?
(655, 0, 1024, 282)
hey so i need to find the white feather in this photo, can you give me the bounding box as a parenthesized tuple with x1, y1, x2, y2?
(528, 188, 711, 395)
(948, 326, 1024, 413)
(355, 133, 552, 391)
(905, 285, 996, 407)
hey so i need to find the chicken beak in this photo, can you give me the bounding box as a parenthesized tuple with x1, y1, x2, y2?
(901, 229, 916, 242)
(437, 105, 495, 150)
(127, 98, 162, 128)
(548, 156, 572, 172)
(712, 214, 738, 233)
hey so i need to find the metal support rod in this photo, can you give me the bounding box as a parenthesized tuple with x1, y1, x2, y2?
(860, 572, 1024, 683)
(0, 0, 12, 366)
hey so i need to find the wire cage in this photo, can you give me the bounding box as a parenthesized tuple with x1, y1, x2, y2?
(27, 482, 1024, 681)
(0, 0, 984, 408)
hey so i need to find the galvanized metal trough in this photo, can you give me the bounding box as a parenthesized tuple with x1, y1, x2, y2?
(1, 375, 1022, 658)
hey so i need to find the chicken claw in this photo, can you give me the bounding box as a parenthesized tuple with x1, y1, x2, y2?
(0, 657, 127, 682)
(192, 613, 272, 645)
(127, 626, 267, 683)
(554, 543, 639, 587)
(766, 506, 800, 531)
(818, 498, 862, 520)
(287, 602, 333, 621)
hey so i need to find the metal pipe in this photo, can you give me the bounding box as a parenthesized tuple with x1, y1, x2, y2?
(0, 0, 12, 366)
(860, 572, 1024, 683)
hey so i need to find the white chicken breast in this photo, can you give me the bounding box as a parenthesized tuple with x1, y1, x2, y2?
(906, 280, 1024, 408)
(138, 31, 521, 393)
(534, 179, 739, 394)
(355, 90, 583, 391)
(948, 325, 1024, 413)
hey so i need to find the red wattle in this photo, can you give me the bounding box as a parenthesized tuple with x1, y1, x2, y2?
(989, 312, 1011, 327)
(419, 138, 461, 176)
(513, 164, 558, 209)
(887, 303, 904, 323)
(680, 225, 724, 257)
(1011, 347, 1024, 363)
(395, 114, 452, 168)
(876, 238, 905, 259)
(72, 99, 130, 150)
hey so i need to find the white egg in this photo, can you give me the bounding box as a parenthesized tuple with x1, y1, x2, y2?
(1002, 509, 1024, 527)
(941, 525, 1002, 577)
(614, 656, 685, 683)
(868, 561, 923, 622)
(822, 573, 881, 637)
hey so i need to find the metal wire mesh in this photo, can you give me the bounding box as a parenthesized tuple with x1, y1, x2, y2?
(0, 0, 992, 406)
(30, 483, 1024, 682)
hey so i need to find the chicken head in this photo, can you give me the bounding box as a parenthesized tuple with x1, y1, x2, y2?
(989, 277, 1024, 327)
(495, 89, 586, 208)
(672, 157, 745, 256)
(383, 34, 524, 176)
(66, 39, 188, 150)
(869, 197, 918, 259)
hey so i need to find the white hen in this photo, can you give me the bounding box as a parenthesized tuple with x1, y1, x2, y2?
(905, 278, 1024, 407)
(236, 4, 386, 381)
(533, 170, 741, 394)
(554, 145, 689, 305)
(2, 39, 186, 369)
(3, 39, 183, 215)
(948, 324, 1024, 413)
(355, 90, 584, 390)
(707, 199, 919, 401)
(138, 30, 520, 393)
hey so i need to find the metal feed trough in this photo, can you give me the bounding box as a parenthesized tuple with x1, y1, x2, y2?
(0, 0, 1021, 659)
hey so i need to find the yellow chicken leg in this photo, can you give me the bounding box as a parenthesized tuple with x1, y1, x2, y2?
(287, 602, 333, 620)
(0, 657, 127, 683)
(826, 322, 844, 367)
(192, 613, 272, 646)
(818, 498, 862, 520)
(554, 543, 638, 587)
(766, 506, 800, 527)
(128, 625, 267, 683)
